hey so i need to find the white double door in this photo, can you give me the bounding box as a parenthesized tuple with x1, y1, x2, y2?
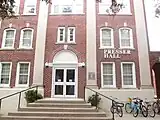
(53, 67, 77, 98)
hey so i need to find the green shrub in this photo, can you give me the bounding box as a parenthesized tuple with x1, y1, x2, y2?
(88, 94, 101, 107)
(25, 90, 43, 103)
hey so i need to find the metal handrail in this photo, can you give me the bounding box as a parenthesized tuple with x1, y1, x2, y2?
(0, 85, 44, 110)
(85, 86, 120, 120)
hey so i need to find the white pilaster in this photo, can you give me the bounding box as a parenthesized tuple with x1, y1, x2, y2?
(33, 1, 49, 86)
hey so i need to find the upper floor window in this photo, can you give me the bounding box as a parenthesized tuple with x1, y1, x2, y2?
(23, 0, 37, 15)
(16, 62, 30, 87)
(0, 62, 12, 87)
(99, 0, 131, 15)
(100, 28, 114, 48)
(121, 62, 136, 88)
(13, 0, 20, 14)
(2, 28, 16, 49)
(20, 28, 33, 49)
(57, 27, 76, 43)
(52, 0, 83, 14)
(101, 62, 116, 88)
(119, 28, 133, 48)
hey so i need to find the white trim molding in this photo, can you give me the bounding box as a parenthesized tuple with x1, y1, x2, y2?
(67, 27, 76, 43)
(0, 62, 12, 87)
(57, 27, 65, 43)
(19, 28, 34, 49)
(16, 62, 30, 87)
(119, 27, 134, 49)
(100, 27, 114, 49)
(1, 28, 16, 49)
(101, 62, 116, 88)
(121, 62, 136, 88)
(23, 0, 37, 15)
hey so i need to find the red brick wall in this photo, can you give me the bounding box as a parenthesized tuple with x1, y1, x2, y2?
(96, 0, 141, 88)
(0, 0, 40, 87)
(43, 1, 86, 98)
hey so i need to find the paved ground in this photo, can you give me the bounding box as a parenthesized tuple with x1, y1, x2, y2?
(114, 114, 160, 120)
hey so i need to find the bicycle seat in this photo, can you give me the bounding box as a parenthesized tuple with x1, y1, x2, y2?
(115, 101, 124, 107)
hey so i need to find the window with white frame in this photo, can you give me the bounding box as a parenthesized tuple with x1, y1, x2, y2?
(16, 62, 30, 86)
(57, 27, 65, 43)
(100, 28, 114, 48)
(121, 62, 136, 88)
(23, 0, 37, 14)
(68, 27, 75, 42)
(101, 62, 116, 87)
(0, 62, 12, 87)
(2, 29, 16, 48)
(13, 0, 20, 14)
(119, 28, 133, 48)
(20, 28, 33, 48)
(99, 0, 131, 14)
(52, 0, 83, 14)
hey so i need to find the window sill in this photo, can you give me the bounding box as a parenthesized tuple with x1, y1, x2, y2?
(50, 13, 85, 16)
(119, 47, 135, 50)
(101, 86, 117, 89)
(17, 48, 33, 50)
(15, 85, 29, 88)
(0, 85, 10, 88)
(0, 48, 15, 51)
(55, 42, 76, 45)
(21, 13, 37, 16)
(99, 47, 114, 49)
(98, 13, 132, 16)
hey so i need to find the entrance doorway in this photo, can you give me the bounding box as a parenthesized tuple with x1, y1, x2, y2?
(52, 50, 78, 98)
(53, 68, 77, 97)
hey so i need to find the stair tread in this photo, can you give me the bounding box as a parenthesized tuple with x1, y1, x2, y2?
(29, 103, 90, 105)
(20, 107, 96, 109)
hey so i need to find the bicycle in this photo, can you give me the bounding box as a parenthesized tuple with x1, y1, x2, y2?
(152, 98, 160, 114)
(125, 97, 148, 117)
(143, 98, 155, 118)
(110, 100, 124, 117)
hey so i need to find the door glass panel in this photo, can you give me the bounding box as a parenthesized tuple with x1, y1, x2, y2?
(55, 85, 63, 95)
(55, 69, 64, 82)
(66, 69, 75, 82)
(66, 85, 75, 95)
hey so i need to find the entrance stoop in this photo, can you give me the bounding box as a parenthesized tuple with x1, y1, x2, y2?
(0, 98, 111, 120)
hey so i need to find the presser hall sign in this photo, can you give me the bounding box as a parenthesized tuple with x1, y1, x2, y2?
(104, 49, 131, 58)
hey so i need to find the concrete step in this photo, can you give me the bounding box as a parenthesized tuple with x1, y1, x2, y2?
(36, 98, 85, 104)
(1, 116, 112, 120)
(19, 107, 96, 112)
(27, 103, 92, 108)
(8, 111, 106, 117)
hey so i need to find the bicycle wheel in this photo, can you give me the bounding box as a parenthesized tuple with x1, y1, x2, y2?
(148, 105, 155, 118)
(117, 106, 123, 117)
(152, 102, 159, 114)
(125, 103, 132, 113)
(141, 105, 148, 117)
(133, 108, 138, 117)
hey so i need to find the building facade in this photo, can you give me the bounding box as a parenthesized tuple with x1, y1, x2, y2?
(0, 0, 154, 101)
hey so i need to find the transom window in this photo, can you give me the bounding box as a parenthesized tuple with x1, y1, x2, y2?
(2, 29, 16, 48)
(100, 28, 114, 48)
(119, 28, 133, 48)
(99, 0, 131, 15)
(121, 62, 136, 88)
(23, 0, 37, 14)
(52, 0, 83, 14)
(0, 62, 12, 87)
(101, 62, 116, 88)
(16, 62, 30, 87)
(20, 28, 33, 48)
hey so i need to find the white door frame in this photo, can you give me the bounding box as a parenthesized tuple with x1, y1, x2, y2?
(51, 64, 78, 98)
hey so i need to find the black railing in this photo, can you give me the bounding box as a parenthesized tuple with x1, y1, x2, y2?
(0, 85, 44, 110)
(85, 86, 119, 120)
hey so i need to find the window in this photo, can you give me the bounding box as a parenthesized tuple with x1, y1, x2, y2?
(16, 62, 30, 87)
(101, 62, 116, 88)
(0, 62, 12, 87)
(20, 28, 33, 48)
(13, 0, 20, 14)
(119, 28, 133, 48)
(68, 27, 75, 43)
(23, 0, 37, 15)
(52, 0, 83, 14)
(2, 29, 16, 48)
(99, 0, 131, 15)
(121, 62, 136, 88)
(100, 28, 114, 48)
(57, 27, 65, 43)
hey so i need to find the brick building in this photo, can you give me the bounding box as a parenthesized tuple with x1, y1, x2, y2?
(0, 0, 155, 101)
